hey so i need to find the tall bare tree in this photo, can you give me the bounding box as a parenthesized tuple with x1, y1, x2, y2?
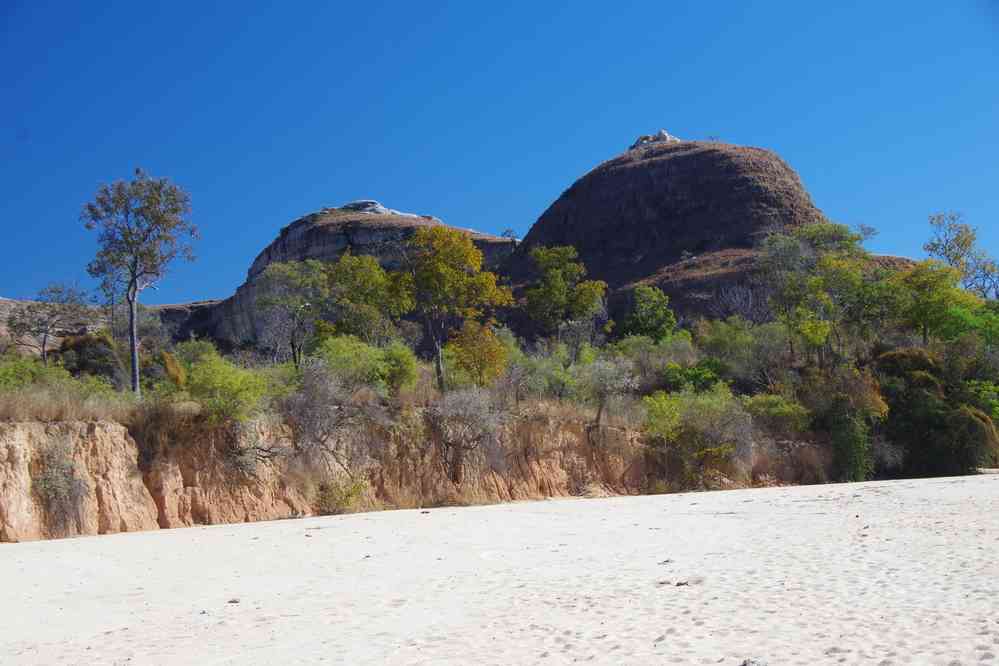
(82, 168, 196, 395)
(6, 283, 91, 365)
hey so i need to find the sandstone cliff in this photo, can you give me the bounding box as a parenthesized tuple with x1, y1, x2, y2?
(0, 420, 310, 542)
(157, 202, 516, 345)
(0, 410, 646, 543)
(0, 422, 159, 541)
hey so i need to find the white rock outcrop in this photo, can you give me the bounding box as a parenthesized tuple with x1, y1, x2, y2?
(629, 129, 682, 150)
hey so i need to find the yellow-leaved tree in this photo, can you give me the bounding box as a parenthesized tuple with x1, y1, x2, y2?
(406, 226, 512, 390)
(447, 320, 508, 387)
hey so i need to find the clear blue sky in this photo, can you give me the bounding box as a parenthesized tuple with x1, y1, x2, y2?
(2, 2, 997, 304)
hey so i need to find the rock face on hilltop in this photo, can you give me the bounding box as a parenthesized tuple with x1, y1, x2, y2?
(246, 203, 514, 280)
(0, 297, 104, 355)
(511, 137, 828, 299)
(169, 202, 516, 344)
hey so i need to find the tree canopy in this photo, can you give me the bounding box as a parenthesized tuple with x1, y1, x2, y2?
(524, 245, 607, 336)
(82, 168, 196, 395)
(407, 226, 512, 390)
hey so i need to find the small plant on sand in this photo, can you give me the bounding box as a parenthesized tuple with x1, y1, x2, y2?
(314, 477, 367, 515)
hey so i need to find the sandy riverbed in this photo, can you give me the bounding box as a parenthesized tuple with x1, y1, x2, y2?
(2, 475, 998, 665)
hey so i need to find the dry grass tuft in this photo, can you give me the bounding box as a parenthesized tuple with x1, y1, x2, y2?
(0, 386, 135, 423)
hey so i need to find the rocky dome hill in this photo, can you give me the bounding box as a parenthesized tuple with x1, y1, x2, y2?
(506, 131, 830, 315)
(159, 201, 516, 344)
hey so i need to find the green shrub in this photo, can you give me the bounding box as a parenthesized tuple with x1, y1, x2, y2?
(829, 406, 873, 482)
(314, 477, 367, 515)
(173, 338, 218, 366)
(643, 383, 754, 489)
(186, 352, 266, 423)
(877, 348, 997, 476)
(57, 333, 125, 387)
(314, 335, 420, 395)
(603, 333, 698, 392)
(0, 354, 72, 391)
(382, 341, 418, 394)
(257, 361, 301, 405)
(693, 318, 789, 389)
(964, 380, 999, 420)
(744, 394, 811, 439)
(315, 335, 387, 390)
(662, 360, 720, 393)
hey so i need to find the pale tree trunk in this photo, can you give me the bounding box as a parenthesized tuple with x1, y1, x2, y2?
(427, 315, 447, 392)
(41, 331, 49, 366)
(127, 290, 141, 397)
(108, 292, 117, 344)
(434, 339, 447, 393)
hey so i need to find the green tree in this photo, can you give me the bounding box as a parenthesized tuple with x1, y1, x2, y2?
(760, 222, 891, 366)
(621, 285, 676, 341)
(407, 226, 512, 390)
(7, 283, 91, 365)
(257, 260, 330, 369)
(924, 211, 999, 298)
(890, 260, 981, 345)
(325, 251, 414, 344)
(524, 245, 607, 337)
(83, 168, 196, 396)
(877, 348, 999, 476)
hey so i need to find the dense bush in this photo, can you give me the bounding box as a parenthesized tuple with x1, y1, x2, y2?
(381, 341, 419, 394)
(693, 317, 789, 389)
(0, 354, 72, 391)
(744, 394, 811, 439)
(877, 348, 999, 476)
(313, 477, 368, 515)
(643, 383, 755, 489)
(828, 403, 873, 481)
(314, 335, 419, 396)
(661, 360, 721, 393)
(186, 351, 267, 424)
(56, 333, 125, 388)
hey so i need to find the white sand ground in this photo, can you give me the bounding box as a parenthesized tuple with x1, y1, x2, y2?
(2, 476, 998, 665)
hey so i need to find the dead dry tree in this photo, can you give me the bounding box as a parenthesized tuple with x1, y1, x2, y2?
(280, 359, 379, 479)
(579, 358, 638, 429)
(709, 283, 773, 324)
(425, 387, 505, 485)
